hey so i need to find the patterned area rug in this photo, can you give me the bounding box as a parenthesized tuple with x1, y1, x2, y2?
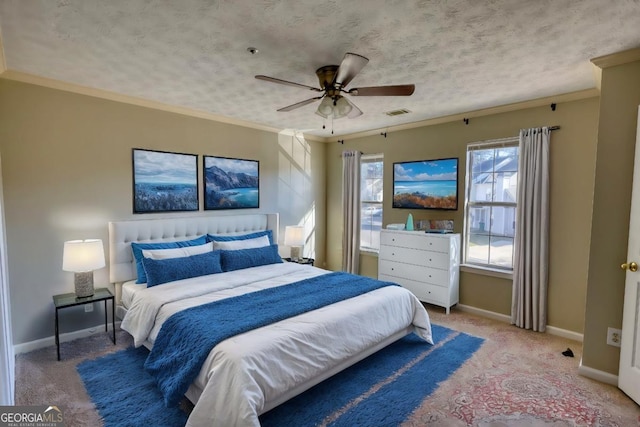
(405, 309, 640, 427)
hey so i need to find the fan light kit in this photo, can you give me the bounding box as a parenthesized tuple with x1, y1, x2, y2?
(256, 52, 415, 120)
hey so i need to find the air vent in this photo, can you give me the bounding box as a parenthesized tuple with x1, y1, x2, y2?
(385, 108, 411, 116)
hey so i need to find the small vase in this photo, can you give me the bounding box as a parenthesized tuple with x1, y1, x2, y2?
(406, 213, 414, 231)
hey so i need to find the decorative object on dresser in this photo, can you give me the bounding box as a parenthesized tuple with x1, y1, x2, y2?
(378, 229, 460, 314)
(203, 155, 259, 210)
(132, 148, 199, 213)
(284, 225, 305, 261)
(62, 239, 105, 297)
(405, 213, 414, 230)
(416, 219, 454, 232)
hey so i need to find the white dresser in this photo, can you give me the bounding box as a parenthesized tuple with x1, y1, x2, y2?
(378, 229, 460, 314)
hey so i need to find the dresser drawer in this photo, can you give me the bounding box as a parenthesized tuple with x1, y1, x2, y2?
(379, 274, 449, 305)
(379, 245, 450, 268)
(378, 260, 449, 287)
(381, 231, 450, 253)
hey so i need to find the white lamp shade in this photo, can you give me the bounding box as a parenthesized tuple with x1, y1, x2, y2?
(334, 97, 353, 117)
(315, 97, 334, 119)
(62, 239, 105, 272)
(284, 226, 305, 247)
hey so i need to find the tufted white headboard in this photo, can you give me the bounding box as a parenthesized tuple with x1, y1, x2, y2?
(108, 213, 279, 284)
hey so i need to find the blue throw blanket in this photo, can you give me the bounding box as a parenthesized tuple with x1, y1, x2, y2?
(144, 271, 397, 406)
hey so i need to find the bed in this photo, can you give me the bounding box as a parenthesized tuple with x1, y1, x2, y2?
(109, 213, 433, 427)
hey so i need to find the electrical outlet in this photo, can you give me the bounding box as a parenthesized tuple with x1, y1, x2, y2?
(607, 327, 622, 347)
(84, 304, 93, 313)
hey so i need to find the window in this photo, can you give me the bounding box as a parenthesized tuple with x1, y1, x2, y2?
(360, 154, 383, 252)
(464, 139, 518, 270)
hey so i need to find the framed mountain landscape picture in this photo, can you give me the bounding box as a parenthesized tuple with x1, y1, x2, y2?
(132, 148, 199, 213)
(203, 155, 259, 210)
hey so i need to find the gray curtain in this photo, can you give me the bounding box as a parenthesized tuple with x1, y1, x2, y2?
(342, 150, 361, 273)
(511, 127, 550, 332)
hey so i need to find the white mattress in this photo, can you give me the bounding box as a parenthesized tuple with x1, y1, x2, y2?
(120, 262, 432, 427)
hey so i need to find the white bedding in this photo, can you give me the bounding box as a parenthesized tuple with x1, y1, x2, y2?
(121, 280, 145, 309)
(120, 262, 433, 427)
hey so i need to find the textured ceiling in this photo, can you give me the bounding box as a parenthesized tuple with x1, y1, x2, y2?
(1, 0, 639, 138)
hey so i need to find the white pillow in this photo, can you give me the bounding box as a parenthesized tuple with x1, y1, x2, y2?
(142, 242, 214, 260)
(212, 235, 270, 251)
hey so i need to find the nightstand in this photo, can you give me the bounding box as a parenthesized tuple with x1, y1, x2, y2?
(53, 287, 115, 361)
(284, 257, 315, 266)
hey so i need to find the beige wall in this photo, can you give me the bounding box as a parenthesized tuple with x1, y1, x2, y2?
(582, 58, 640, 374)
(0, 79, 327, 345)
(326, 97, 600, 333)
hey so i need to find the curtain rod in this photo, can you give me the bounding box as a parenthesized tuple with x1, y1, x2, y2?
(549, 126, 560, 131)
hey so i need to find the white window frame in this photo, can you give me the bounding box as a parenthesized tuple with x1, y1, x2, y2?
(463, 137, 519, 274)
(360, 153, 384, 253)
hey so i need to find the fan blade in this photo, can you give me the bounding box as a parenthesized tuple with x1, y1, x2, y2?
(348, 84, 415, 96)
(277, 96, 323, 112)
(344, 97, 363, 118)
(256, 75, 322, 92)
(333, 52, 369, 88)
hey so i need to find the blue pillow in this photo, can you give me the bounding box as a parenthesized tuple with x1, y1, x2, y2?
(131, 236, 207, 284)
(220, 244, 283, 272)
(207, 230, 274, 245)
(141, 250, 222, 287)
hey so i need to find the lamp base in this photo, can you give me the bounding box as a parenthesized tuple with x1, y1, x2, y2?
(74, 272, 94, 297)
(290, 246, 302, 262)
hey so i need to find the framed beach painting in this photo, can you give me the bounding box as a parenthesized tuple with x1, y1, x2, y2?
(203, 155, 259, 210)
(132, 148, 199, 213)
(393, 157, 458, 210)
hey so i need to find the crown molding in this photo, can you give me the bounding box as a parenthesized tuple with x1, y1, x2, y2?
(323, 88, 599, 143)
(0, 69, 598, 145)
(0, 69, 315, 138)
(591, 47, 640, 69)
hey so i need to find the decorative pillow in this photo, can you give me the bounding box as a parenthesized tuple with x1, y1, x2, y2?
(220, 244, 283, 272)
(142, 242, 213, 260)
(131, 236, 207, 284)
(212, 235, 270, 251)
(141, 250, 222, 287)
(207, 230, 273, 245)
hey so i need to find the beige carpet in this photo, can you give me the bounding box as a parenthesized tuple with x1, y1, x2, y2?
(15, 307, 640, 426)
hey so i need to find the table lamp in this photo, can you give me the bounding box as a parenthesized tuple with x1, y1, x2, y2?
(62, 239, 105, 297)
(284, 226, 305, 262)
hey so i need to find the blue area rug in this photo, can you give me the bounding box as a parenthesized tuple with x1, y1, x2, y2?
(77, 324, 483, 427)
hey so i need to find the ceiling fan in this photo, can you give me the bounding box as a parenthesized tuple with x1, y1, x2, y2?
(255, 52, 415, 120)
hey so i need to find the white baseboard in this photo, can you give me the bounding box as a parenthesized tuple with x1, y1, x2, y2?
(13, 321, 121, 355)
(545, 325, 584, 342)
(457, 304, 511, 323)
(578, 358, 618, 386)
(456, 304, 584, 342)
